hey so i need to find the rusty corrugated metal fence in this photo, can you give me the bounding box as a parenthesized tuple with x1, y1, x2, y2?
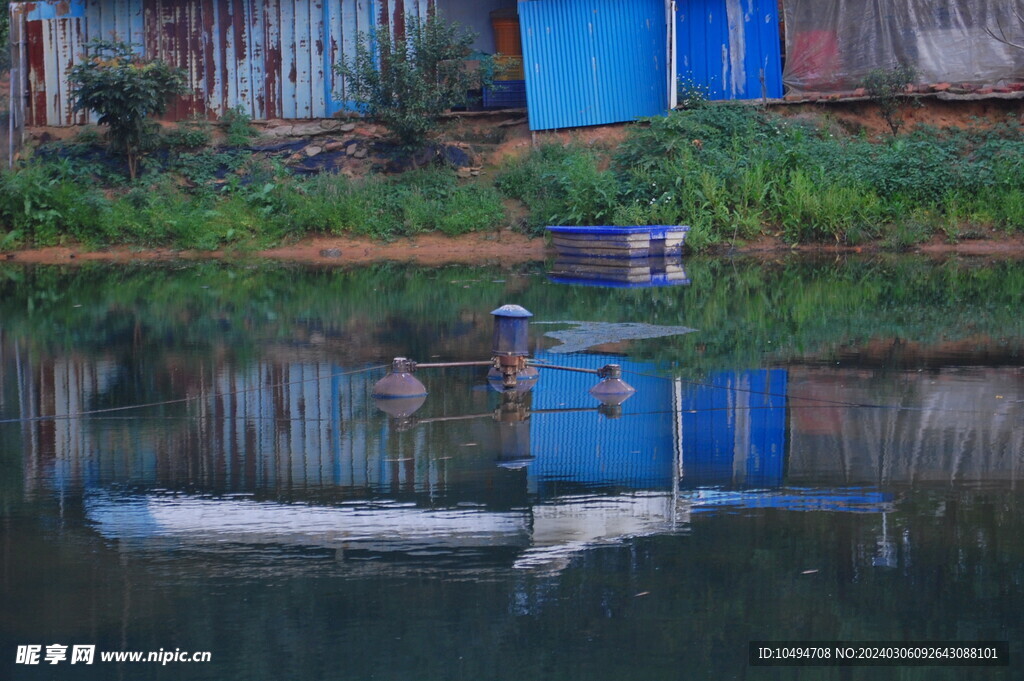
(10, 0, 431, 126)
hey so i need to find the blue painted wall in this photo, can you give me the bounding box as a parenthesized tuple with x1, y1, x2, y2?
(676, 0, 783, 100)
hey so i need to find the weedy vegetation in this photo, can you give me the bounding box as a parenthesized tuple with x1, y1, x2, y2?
(496, 104, 1024, 247)
(219, 106, 261, 147)
(2, 93, 1024, 252)
(0, 147, 506, 250)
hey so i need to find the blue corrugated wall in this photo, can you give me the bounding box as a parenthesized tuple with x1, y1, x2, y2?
(677, 0, 783, 100)
(518, 0, 669, 130)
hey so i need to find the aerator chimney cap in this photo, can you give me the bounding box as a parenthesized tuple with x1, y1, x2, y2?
(490, 304, 533, 318)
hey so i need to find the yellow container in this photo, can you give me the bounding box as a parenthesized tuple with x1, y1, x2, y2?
(494, 55, 525, 81)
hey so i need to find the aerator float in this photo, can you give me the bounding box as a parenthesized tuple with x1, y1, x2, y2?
(371, 305, 636, 419)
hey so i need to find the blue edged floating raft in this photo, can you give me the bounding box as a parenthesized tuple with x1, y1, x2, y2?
(546, 225, 690, 259)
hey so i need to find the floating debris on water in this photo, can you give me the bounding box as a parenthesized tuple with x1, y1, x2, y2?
(535, 321, 697, 354)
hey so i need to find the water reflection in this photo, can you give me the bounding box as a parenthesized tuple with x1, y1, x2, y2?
(788, 365, 1024, 485)
(9, 339, 1021, 573)
(3, 260, 1024, 680)
(548, 255, 690, 288)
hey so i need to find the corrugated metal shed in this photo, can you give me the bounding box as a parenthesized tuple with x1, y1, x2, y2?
(518, 0, 670, 130)
(12, 0, 431, 126)
(676, 0, 782, 100)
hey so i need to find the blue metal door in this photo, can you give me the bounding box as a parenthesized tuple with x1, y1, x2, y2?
(518, 0, 670, 130)
(676, 0, 783, 100)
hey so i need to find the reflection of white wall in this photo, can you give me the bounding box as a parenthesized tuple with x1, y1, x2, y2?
(86, 492, 682, 549)
(516, 492, 685, 569)
(87, 494, 531, 550)
(437, 0, 518, 54)
(86, 487, 894, 573)
(85, 491, 686, 571)
(788, 367, 1024, 484)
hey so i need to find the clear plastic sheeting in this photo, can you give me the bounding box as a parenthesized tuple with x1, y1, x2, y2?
(782, 0, 1024, 93)
(535, 321, 696, 354)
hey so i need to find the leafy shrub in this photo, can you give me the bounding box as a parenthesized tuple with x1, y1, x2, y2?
(676, 75, 710, 109)
(68, 39, 189, 179)
(336, 15, 491, 150)
(0, 10, 9, 71)
(496, 145, 617, 232)
(0, 162, 112, 247)
(31, 138, 132, 186)
(861, 64, 919, 136)
(850, 140, 958, 203)
(616, 104, 774, 170)
(173, 149, 248, 190)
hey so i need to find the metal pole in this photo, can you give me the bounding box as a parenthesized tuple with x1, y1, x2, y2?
(527, 361, 600, 375)
(413, 361, 495, 369)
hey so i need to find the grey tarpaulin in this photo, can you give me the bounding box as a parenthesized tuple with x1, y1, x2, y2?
(782, 0, 1024, 93)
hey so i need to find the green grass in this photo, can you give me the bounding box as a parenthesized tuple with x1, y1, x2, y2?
(0, 151, 507, 250)
(4, 105, 1024, 252)
(496, 105, 1024, 248)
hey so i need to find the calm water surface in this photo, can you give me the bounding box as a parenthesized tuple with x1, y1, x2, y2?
(1, 257, 1023, 680)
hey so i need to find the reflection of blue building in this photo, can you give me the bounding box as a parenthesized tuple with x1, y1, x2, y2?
(679, 370, 787, 488)
(529, 353, 677, 492)
(529, 357, 788, 492)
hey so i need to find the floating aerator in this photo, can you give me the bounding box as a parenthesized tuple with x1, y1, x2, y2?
(372, 357, 427, 399)
(373, 305, 641, 422)
(589, 364, 635, 404)
(373, 395, 427, 419)
(487, 365, 539, 393)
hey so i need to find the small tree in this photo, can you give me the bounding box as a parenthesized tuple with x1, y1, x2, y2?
(69, 39, 189, 179)
(861, 63, 918, 136)
(336, 16, 490, 151)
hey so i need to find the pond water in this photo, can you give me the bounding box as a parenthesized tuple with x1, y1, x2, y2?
(1, 256, 1023, 681)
